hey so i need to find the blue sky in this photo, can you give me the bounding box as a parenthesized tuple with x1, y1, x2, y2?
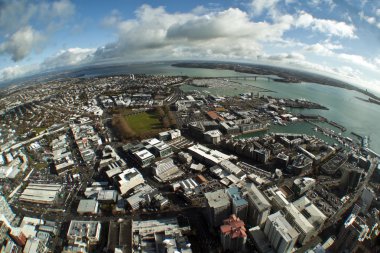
(0, 0, 380, 93)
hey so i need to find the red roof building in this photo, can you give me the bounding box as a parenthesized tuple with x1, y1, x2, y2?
(220, 214, 247, 252)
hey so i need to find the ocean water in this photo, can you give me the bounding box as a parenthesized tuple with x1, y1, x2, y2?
(75, 62, 380, 153)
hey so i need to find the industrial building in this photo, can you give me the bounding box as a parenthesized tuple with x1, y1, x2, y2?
(19, 183, 62, 205)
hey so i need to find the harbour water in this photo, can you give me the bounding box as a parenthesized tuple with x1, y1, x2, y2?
(74, 62, 380, 153)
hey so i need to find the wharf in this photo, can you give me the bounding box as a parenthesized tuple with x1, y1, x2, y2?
(327, 121, 346, 132)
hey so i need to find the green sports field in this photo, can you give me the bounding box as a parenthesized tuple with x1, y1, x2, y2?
(124, 111, 162, 134)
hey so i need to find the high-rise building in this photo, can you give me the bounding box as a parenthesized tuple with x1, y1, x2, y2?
(282, 204, 315, 245)
(244, 183, 271, 227)
(264, 211, 299, 253)
(23, 238, 46, 253)
(0, 195, 16, 224)
(204, 189, 231, 227)
(339, 163, 365, 194)
(220, 214, 247, 252)
(292, 196, 327, 230)
(332, 214, 369, 252)
(248, 226, 275, 253)
(226, 187, 248, 222)
(9, 228, 27, 247)
(360, 187, 375, 214)
(0, 221, 10, 246)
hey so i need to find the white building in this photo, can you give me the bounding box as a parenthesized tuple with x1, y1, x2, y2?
(143, 138, 173, 158)
(244, 183, 272, 227)
(117, 168, 145, 196)
(204, 130, 222, 144)
(158, 129, 181, 141)
(67, 220, 101, 252)
(132, 218, 192, 253)
(133, 149, 155, 168)
(0, 195, 16, 224)
(293, 196, 327, 230)
(264, 211, 299, 253)
(188, 144, 231, 166)
(77, 199, 99, 215)
(23, 238, 46, 253)
(283, 203, 315, 245)
(152, 158, 183, 182)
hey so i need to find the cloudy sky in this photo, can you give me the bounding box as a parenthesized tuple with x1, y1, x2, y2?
(0, 0, 380, 93)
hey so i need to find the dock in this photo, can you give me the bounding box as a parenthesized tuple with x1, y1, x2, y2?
(327, 121, 346, 132)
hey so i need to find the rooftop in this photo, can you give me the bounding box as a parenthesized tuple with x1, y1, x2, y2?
(77, 199, 98, 213)
(205, 189, 230, 209)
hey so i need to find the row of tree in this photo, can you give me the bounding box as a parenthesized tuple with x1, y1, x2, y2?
(155, 105, 177, 128)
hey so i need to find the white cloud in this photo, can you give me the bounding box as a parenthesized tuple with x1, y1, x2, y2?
(0, 47, 94, 81)
(0, 26, 45, 61)
(94, 5, 295, 62)
(51, 0, 75, 18)
(102, 9, 123, 27)
(304, 42, 342, 56)
(0, 0, 75, 61)
(337, 53, 377, 70)
(265, 52, 305, 61)
(376, 9, 380, 16)
(359, 11, 376, 25)
(295, 11, 356, 38)
(0, 64, 38, 81)
(42, 48, 95, 68)
(305, 43, 334, 56)
(250, 0, 279, 16)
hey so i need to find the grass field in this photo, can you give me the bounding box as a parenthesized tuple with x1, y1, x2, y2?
(124, 111, 162, 134)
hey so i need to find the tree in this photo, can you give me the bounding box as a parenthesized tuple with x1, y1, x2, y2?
(111, 115, 136, 140)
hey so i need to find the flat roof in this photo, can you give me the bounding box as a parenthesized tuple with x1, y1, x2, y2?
(245, 183, 271, 212)
(77, 199, 98, 213)
(204, 189, 230, 209)
(19, 183, 61, 204)
(134, 149, 154, 160)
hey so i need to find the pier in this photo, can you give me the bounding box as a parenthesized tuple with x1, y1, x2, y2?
(193, 76, 275, 81)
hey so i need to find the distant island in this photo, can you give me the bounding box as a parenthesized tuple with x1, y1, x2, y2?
(173, 62, 380, 101)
